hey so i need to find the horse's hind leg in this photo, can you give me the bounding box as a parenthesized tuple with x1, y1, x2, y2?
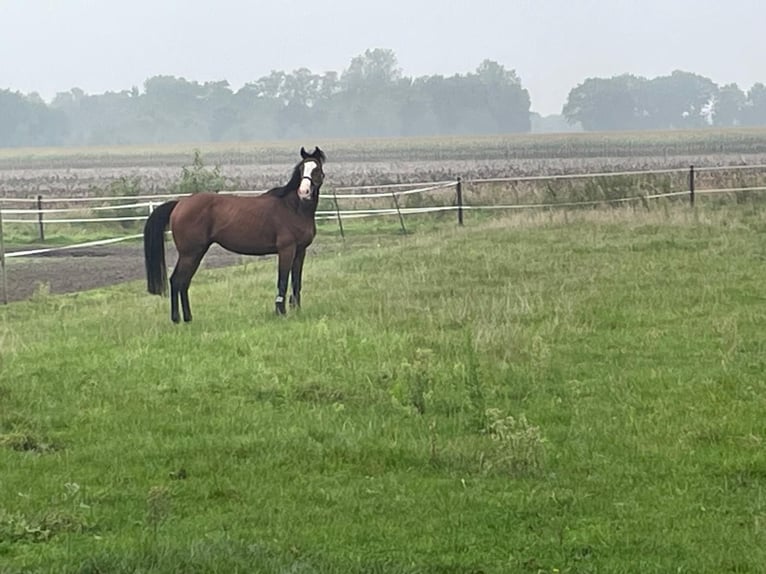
(170, 249, 207, 323)
(169, 270, 181, 323)
(289, 247, 307, 309)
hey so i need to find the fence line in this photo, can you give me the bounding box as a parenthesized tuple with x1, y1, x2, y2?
(1, 163, 764, 257)
(0, 183, 457, 215)
(3, 163, 764, 210)
(4, 184, 766, 226)
(0, 189, 686, 263)
(3, 163, 766, 204)
(0, 186, 457, 220)
(467, 163, 766, 184)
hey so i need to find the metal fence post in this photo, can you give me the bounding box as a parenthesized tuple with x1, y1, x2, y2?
(689, 165, 695, 207)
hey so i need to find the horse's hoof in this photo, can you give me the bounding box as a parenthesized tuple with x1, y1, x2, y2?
(275, 303, 286, 315)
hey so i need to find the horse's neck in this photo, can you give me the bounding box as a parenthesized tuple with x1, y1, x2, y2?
(298, 197, 319, 217)
(283, 191, 318, 217)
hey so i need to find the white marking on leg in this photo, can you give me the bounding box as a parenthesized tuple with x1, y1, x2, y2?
(275, 296, 285, 303)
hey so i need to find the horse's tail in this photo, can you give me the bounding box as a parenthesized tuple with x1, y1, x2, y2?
(143, 200, 179, 295)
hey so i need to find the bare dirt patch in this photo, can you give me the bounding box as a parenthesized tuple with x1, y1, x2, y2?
(3, 243, 244, 303)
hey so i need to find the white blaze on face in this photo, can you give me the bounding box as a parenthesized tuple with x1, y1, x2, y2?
(298, 160, 317, 200)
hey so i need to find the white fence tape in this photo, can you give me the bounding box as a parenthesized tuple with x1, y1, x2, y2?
(695, 164, 766, 173)
(333, 180, 457, 192)
(643, 191, 692, 199)
(468, 169, 682, 184)
(694, 185, 766, 195)
(2, 202, 154, 215)
(4, 216, 149, 224)
(5, 234, 143, 258)
(333, 181, 456, 200)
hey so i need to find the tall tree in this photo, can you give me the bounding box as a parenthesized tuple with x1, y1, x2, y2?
(564, 71, 720, 131)
(336, 49, 406, 136)
(640, 71, 717, 128)
(341, 48, 401, 93)
(0, 49, 536, 145)
(741, 83, 766, 126)
(712, 83, 746, 127)
(472, 60, 531, 133)
(0, 89, 67, 146)
(563, 75, 644, 131)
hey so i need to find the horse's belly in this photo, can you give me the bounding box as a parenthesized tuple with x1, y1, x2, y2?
(212, 221, 313, 256)
(209, 225, 274, 255)
(216, 239, 277, 256)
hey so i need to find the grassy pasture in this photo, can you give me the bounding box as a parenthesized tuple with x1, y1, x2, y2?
(1, 206, 766, 572)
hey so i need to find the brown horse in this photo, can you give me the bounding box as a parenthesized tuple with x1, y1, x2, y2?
(143, 146, 326, 322)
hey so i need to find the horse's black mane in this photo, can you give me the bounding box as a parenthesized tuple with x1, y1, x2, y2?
(266, 148, 326, 199)
(265, 162, 304, 198)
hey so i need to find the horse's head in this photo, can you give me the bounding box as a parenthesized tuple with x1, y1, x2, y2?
(296, 146, 326, 201)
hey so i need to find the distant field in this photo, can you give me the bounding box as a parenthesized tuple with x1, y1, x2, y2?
(1, 207, 765, 572)
(2, 128, 766, 166)
(2, 129, 766, 197)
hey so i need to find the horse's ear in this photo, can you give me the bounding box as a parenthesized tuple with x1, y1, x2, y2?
(313, 146, 326, 163)
(300, 147, 309, 159)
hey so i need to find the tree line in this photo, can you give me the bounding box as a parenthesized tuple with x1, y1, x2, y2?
(1, 49, 766, 148)
(562, 71, 766, 131)
(0, 49, 530, 147)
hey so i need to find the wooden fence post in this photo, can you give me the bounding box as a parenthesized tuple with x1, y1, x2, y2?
(689, 165, 695, 207)
(456, 177, 464, 226)
(37, 194, 45, 242)
(0, 207, 7, 305)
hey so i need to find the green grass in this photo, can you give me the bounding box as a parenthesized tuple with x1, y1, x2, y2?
(1, 207, 766, 572)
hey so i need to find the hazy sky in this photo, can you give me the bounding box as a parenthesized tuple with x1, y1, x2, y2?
(1, 0, 763, 115)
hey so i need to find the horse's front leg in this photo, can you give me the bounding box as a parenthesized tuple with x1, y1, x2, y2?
(275, 245, 296, 315)
(290, 247, 307, 309)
